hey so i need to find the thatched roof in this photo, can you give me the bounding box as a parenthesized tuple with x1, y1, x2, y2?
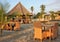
(8, 2, 32, 16)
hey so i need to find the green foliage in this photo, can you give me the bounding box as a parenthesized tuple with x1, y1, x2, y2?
(36, 12, 40, 18)
(40, 5, 45, 12)
(31, 6, 34, 12)
(56, 11, 60, 15)
(49, 11, 55, 20)
(33, 12, 40, 19)
(8, 12, 16, 20)
(40, 5, 46, 18)
(0, 1, 10, 23)
(8, 11, 22, 21)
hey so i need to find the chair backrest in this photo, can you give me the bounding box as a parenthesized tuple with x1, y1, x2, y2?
(33, 21, 45, 39)
(52, 23, 58, 29)
(33, 21, 42, 28)
(51, 23, 58, 36)
(54, 23, 58, 27)
(15, 22, 20, 28)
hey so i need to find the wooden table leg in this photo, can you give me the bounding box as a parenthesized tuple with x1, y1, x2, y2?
(49, 29, 52, 42)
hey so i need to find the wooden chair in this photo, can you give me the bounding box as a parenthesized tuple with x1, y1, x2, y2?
(51, 23, 58, 39)
(33, 21, 53, 42)
(4, 23, 12, 30)
(14, 22, 20, 31)
(33, 21, 47, 42)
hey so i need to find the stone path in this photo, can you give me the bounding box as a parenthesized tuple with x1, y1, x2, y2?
(0, 28, 33, 42)
(0, 24, 60, 42)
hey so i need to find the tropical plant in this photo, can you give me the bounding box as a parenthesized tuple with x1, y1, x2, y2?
(30, 6, 34, 19)
(0, 1, 10, 24)
(49, 11, 55, 20)
(40, 5, 45, 12)
(34, 12, 40, 18)
(56, 11, 60, 16)
(9, 13, 16, 18)
(40, 5, 45, 18)
(31, 6, 34, 14)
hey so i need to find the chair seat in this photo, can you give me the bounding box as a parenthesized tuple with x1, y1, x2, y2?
(43, 31, 53, 38)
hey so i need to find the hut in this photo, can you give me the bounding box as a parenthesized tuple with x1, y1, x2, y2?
(8, 2, 32, 23)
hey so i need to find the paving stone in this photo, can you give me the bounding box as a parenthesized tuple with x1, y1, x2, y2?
(0, 24, 60, 42)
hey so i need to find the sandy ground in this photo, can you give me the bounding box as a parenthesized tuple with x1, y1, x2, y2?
(0, 24, 60, 42)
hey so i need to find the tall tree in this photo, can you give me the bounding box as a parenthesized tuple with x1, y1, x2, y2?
(31, 6, 34, 14)
(49, 11, 55, 20)
(40, 5, 45, 12)
(40, 5, 45, 18)
(30, 6, 34, 19)
(0, 1, 10, 24)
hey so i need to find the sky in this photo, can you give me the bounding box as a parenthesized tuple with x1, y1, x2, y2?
(0, 0, 60, 14)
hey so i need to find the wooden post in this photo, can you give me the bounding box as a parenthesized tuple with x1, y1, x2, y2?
(0, 29, 3, 36)
(0, 13, 3, 36)
(5, 16, 7, 23)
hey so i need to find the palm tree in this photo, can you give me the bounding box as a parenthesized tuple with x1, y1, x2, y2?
(40, 5, 46, 19)
(0, 2, 9, 24)
(35, 12, 40, 18)
(40, 5, 45, 12)
(31, 6, 34, 14)
(30, 6, 34, 20)
(0, 1, 10, 35)
(49, 11, 55, 20)
(0, 1, 10, 24)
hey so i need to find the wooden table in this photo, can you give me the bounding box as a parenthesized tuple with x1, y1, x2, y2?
(41, 23, 54, 31)
(41, 23, 54, 42)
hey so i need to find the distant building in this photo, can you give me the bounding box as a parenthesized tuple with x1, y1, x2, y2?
(55, 13, 60, 20)
(44, 14, 51, 21)
(44, 13, 60, 21)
